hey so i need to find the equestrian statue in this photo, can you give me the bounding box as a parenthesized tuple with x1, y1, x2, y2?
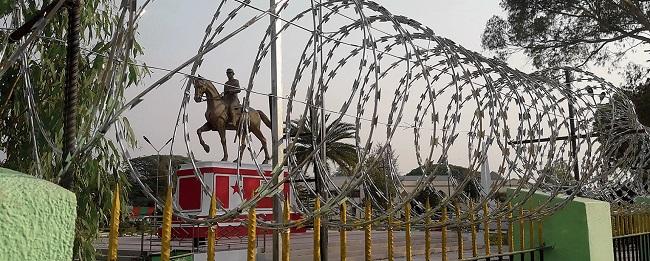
(192, 68, 272, 163)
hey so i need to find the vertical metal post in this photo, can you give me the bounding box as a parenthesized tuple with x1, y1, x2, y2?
(340, 201, 347, 261)
(207, 195, 217, 261)
(425, 198, 432, 261)
(508, 203, 514, 252)
(441, 204, 447, 261)
(108, 185, 121, 261)
(314, 198, 321, 261)
(470, 201, 477, 257)
(317, 2, 328, 259)
(61, 0, 81, 189)
(519, 208, 525, 251)
(270, 0, 283, 260)
(282, 197, 290, 261)
(496, 214, 503, 254)
(364, 199, 372, 261)
(248, 207, 257, 261)
(405, 203, 412, 261)
(483, 202, 490, 256)
(455, 202, 463, 259)
(387, 203, 394, 261)
(565, 70, 579, 181)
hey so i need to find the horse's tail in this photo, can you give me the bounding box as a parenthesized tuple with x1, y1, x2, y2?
(258, 110, 272, 129)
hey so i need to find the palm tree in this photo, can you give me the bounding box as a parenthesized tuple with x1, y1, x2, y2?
(287, 114, 358, 175)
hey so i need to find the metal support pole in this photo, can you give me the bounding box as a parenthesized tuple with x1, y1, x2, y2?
(565, 70, 579, 181)
(317, 2, 328, 259)
(270, 0, 283, 260)
(364, 199, 372, 261)
(340, 201, 347, 261)
(61, 0, 81, 189)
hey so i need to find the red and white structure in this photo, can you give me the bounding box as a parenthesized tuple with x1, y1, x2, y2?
(166, 161, 305, 238)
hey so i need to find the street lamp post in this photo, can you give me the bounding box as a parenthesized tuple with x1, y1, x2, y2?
(142, 136, 173, 202)
(142, 135, 172, 252)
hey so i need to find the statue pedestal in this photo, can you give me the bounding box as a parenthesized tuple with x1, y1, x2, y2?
(165, 161, 304, 238)
(0, 168, 76, 260)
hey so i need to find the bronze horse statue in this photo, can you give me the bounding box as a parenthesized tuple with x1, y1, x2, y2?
(192, 76, 272, 163)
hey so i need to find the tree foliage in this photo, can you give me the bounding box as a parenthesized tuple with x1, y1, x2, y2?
(288, 115, 358, 175)
(538, 161, 576, 192)
(0, 1, 146, 259)
(128, 155, 190, 206)
(482, 0, 650, 68)
(363, 144, 400, 207)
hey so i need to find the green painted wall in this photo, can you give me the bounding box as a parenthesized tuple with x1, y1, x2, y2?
(509, 189, 613, 261)
(0, 168, 77, 260)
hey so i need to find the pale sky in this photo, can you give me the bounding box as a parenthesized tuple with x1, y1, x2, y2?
(124, 1, 512, 173)
(120, 0, 631, 175)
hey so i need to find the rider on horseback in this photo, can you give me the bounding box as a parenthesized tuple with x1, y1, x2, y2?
(224, 68, 241, 127)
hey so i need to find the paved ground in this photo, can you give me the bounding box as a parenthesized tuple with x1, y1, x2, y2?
(96, 230, 498, 260)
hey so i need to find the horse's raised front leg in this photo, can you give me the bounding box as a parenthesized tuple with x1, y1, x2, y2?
(197, 123, 211, 153)
(217, 127, 228, 161)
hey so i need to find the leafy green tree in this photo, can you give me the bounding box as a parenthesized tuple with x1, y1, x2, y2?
(482, 0, 650, 68)
(538, 161, 576, 192)
(363, 144, 400, 208)
(0, 1, 146, 259)
(128, 155, 190, 206)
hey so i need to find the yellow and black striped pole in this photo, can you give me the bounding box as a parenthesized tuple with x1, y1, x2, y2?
(364, 199, 372, 261)
(283, 197, 290, 261)
(247, 206, 257, 261)
(161, 186, 173, 261)
(314, 198, 321, 261)
(340, 201, 347, 261)
(207, 195, 217, 261)
(107, 184, 121, 261)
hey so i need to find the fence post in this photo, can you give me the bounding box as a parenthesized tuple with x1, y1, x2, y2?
(313, 198, 321, 261)
(388, 203, 394, 261)
(161, 186, 173, 261)
(455, 202, 463, 259)
(483, 201, 490, 256)
(207, 195, 217, 261)
(108, 185, 121, 261)
(508, 203, 514, 253)
(247, 207, 257, 261)
(340, 201, 347, 261)
(496, 212, 503, 254)
(405, 203, 412, 261)
(470, 201, 477, 257)
(364, 199, 372, 261)
(425, 198, 432, 261)
(441, 205, 448, 261)
(282, 197, 290, 261)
